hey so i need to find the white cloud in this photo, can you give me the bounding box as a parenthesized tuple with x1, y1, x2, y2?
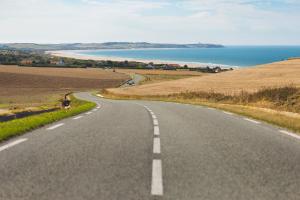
(0, 0, 299, 45)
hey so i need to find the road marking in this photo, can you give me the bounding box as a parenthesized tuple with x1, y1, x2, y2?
(207, 107, 215, 110)
(97, 94, 104, 98)
(92, 108, 98, 112)
(0, 138, 28, 152)
(143, 105, 164, 196)
(154, 126, 160, 136)
(244, 118, 261, 124)
(279, 130, 300, 140)
(47, 123, 64, 130)
(73, 116, 83, 120)
(86, 112, 92, 115)
(153, 138, 161, 154)
(97, 106, 101, 109)
(223, 111, 233, 115)
(151, 159, 163, 196)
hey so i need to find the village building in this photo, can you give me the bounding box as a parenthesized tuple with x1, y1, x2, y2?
(20, 59, 33, 65)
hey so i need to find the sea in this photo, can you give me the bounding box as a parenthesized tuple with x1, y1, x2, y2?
(75, 46, 300, 68)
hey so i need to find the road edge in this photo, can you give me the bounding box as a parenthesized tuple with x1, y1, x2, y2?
(98, 92, 300, 135)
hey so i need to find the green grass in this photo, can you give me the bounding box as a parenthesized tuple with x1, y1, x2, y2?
(0, 96, 96, 142)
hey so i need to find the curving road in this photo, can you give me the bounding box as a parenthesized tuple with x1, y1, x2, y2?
(120, 73, 145, 87)
(0, 92, 299, 200)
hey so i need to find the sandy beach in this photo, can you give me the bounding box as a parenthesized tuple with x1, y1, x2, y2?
(47, 50, 236, 68)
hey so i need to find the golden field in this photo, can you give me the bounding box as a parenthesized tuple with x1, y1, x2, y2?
(108, 59, 300, 96)
(115, 69, 204, 76)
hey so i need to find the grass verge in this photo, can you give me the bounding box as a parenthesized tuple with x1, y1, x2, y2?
(0, 95, 96, 142)
(102, 88, 300, 134)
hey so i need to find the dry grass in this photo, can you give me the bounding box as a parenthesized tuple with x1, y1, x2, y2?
(140, 74, 201, 85)
(164, 86, 300, 113)
(108, 59, 300, 96)
(0, 65, 129, 110)
(115, 69, 204, 76)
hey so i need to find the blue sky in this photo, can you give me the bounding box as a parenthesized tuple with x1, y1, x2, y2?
(0, 0, 300, 45)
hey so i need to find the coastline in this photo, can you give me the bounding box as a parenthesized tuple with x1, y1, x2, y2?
(47, 50, 238, 68)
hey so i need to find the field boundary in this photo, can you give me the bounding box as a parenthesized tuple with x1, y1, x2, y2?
(0, 95, 96, 142)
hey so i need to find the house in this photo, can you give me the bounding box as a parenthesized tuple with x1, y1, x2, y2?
(213, 67, 222, 73)
(145, 64, 155, 69)
(57, 59, 65, 66)
(20, 59, 33, 65)
(162, 64, 177, 70)
(50, 59, 65, 66)
(168, 64, 180, 68)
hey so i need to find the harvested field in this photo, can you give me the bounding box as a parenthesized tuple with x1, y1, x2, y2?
(115, 69, 204, 76)
(108, 59, 300, 96)
(0, 65, 128, 109)
(116, 68, 204, 85)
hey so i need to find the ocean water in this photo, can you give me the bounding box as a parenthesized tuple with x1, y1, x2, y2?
(77, 46, 300, 67)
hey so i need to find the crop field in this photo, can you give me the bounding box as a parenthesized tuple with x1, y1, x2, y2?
(115, 68, 204, 85)
(115, 69, 204, 76)
(0, 65, 128, 110)
(109, 59, 300, 96)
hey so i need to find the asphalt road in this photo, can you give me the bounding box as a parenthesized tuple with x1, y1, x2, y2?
(0, 92, 299, 200)
(121, 73, 145, 87)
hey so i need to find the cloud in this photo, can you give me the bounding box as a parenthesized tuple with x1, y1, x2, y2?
(0, 0, 299, 44)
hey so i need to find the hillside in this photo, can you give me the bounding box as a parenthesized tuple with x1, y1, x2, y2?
(0, 42, 224, 51)
(108, 59, 300, 96)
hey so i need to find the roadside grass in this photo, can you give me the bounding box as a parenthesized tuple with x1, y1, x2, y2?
(0, 96, 96, 142)
(102, 86, 300, 133)
(0, 104, 9, 109)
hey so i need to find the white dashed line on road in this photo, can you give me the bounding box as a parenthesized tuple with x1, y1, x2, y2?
(279, 130, 300, 140)
(86, 112, 92, 115)
(143, 105, 163, 196)
(151, 159, 163, 196)
(244, 118, 261, 124)
(92, 109, 98, 112)
(47, 123, 64, 130)
(154, 126, 160, 136)
(73, 116, 83, 120)
(153, 138, 161, 154)
(0, 138, 28, 152)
